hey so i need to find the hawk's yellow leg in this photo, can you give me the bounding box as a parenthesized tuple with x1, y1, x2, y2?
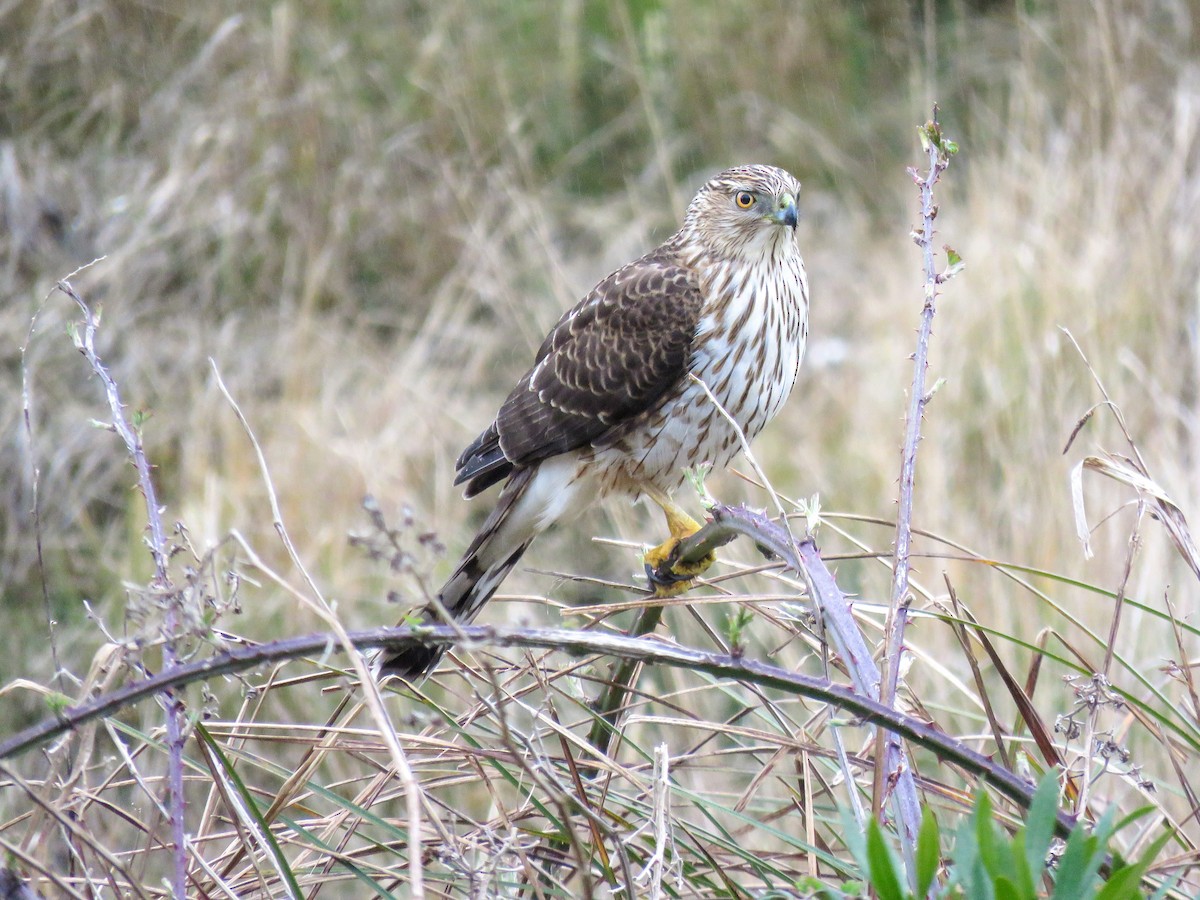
(642, 489, 716, 598)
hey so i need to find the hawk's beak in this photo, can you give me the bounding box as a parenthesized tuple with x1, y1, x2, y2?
(771, 193, 798, 229)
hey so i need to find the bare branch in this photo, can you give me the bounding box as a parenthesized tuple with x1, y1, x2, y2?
(56, 279, 188, 898)
(0, 623, 1068, 833)
(877, 109, 958, 880)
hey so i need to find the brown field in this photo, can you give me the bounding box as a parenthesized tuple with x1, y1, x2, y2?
(2, 1, 1198, 895)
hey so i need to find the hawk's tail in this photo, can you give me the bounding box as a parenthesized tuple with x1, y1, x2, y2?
(376, 467, 546, 681)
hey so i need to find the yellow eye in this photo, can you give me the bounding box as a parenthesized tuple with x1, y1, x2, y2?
(734, 191, 755, 209)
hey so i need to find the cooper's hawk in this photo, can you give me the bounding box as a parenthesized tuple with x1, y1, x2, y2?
(378, 164, 808, 679)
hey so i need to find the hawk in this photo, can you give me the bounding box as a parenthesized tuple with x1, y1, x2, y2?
(378, 164, 809, 679)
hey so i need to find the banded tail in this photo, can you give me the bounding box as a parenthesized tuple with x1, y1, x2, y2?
(376, 467, 548, 680)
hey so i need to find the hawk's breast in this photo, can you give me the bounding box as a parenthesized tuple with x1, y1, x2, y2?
(584, 248, 809, 497)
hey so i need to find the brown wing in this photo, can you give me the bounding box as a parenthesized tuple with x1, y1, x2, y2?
(456, 249, 705, 497)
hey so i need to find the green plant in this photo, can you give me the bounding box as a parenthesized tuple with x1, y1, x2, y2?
(840, 773, 1174, 899)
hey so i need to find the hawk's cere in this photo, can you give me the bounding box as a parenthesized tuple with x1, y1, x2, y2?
(378, 164, 809, 680)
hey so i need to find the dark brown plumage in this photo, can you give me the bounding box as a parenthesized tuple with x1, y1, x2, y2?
(456, 251, 705, 498)
(378, 164, 808, 680)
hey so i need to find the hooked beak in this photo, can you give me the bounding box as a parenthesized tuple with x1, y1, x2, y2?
(771, 193, 798, 229)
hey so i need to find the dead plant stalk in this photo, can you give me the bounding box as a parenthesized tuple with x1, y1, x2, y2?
(873, 109, 959, 841)
(59, 280, 189, 898)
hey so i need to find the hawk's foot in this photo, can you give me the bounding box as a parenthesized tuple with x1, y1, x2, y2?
(643, 506, 715, 598)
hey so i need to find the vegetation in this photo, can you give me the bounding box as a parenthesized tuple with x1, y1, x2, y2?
(834, 774, 1175, 899)
(2, 0, 1197, 895)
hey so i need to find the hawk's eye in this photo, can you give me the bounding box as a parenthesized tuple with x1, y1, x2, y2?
(734, 191, 755, 209)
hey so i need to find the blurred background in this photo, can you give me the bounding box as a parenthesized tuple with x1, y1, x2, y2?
(1, 0, 1197, 749)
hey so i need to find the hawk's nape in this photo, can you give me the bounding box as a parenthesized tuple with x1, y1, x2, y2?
(376, 164, 809, 682)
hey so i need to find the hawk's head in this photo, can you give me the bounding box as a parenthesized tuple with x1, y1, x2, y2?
(680, 164, 801, 264)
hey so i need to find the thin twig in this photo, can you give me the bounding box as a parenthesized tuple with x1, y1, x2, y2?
(874, 109, 959, 882)
(18, 260, 108, 687)
(633, 743, 674, 898)
(0, 761, 155, 898)
(57, 279, 189, 899)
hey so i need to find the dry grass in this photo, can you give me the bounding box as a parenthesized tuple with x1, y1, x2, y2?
(2, 0, 1199, 895)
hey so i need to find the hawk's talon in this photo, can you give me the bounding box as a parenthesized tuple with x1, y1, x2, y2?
(643, 531, 716, 597)
(645, 560, 691, 588)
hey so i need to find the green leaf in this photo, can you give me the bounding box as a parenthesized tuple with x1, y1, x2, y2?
(974, 793, 1003, 876)
(683, 463, 713, 506)
(942, 245, 966, 279)
(1110, 804, 1156, 835)
(866, 818, 908, 900)
(984, 827, 1019, 890)
(791, 876, 843, 899)
(1094, 828, 1173, 900)
(840, 807, 869, 873)
(724, 604, 755, 649)
(1135, 828, 1174, 870)
(918, 124, 933, 152)
(1145, 869, 1183, 900)
(1067, 805, 1123, 896)
(994, 875, 1022, 900)
(1051, 826, 1097, 899)
(799, 491, 823, 534)
(947, 796, 988, 899)
(194, 722, 305, 900)
(915, 807, 940, 898)
(1009, 831, 1036, 898)
(1023, 771, 1060, 881)
(1095, 864, 1150, 900)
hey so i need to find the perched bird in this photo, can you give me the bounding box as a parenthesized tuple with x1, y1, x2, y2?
(378, 164, 809, 680)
